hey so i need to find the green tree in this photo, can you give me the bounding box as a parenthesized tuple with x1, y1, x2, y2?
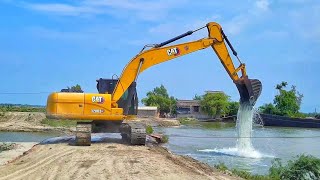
(141, 85, 176, 117)
(260, 103, 279, 115)
(274, 83, 302, 116)
(260, 82, 304, 117)
(193, 94, 202, 100)
(200, 92, 230, 118)
(70, 84, 83, 93)
(227, 101, 240, 116)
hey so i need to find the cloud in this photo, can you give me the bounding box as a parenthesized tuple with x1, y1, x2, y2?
(288, 4, 320, 42)
(222, 0, 271, 35)
(148, 15, 220, 37)
(24, 3, 100, 16)
(21, 0, 186, 21)
(255, 0, 270, 12)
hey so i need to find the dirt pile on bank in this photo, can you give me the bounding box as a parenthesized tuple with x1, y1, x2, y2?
(0, 112, 73, 132)
(0, 112, 180, 133)
(0, 143, 240, 180)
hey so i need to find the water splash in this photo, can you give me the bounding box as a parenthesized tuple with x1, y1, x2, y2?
(236, 102, 254, 151)
(198, 102, 272, 159)
(253, 108, 264, 126)
(199, 147, 273, 159)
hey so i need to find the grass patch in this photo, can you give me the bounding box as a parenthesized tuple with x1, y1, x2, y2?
(200, 122, 235, 129)
(214, 162, 228, 171)
(0, 143, 16, 153)
(214, 154, 320, 180)
(178, 117, 198, 125)
(146, 125, 154, 134)
(161, 135, 169, 143)
(41, 118, 77, 127)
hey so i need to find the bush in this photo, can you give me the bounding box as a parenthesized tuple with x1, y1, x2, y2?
(214, 162, 228, 171)
(161, 135, 169, 143)
(0, 143, 16, 152)
(178, 117, 198, 125)
(146, 125, 153, 134)
(214, 154, 320, 180)
(269, 155, 320, 180)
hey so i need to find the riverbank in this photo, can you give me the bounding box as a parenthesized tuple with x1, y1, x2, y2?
(0, 143, 240, 180)
(0, 112, 180, 133)
(0, 142, 37, 166)
(0, 112, 74, 133)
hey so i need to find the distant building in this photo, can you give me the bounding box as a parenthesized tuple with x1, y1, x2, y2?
(176, 100, 210, 119)
(137, 106, 158, 118)
(176, 91, 225, 119)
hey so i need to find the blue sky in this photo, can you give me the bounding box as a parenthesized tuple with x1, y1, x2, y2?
(0, 0, 319, 112)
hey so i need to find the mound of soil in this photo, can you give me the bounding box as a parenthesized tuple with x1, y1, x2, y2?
(0, 143, 240, 180)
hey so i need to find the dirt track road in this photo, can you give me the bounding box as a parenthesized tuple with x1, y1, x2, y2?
(0, 143, 239, 180)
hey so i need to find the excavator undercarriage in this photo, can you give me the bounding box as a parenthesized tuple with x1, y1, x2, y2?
(73, 79, 146, 146)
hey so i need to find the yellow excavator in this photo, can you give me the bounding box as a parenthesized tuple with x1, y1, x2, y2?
(46, 22, 262, 146)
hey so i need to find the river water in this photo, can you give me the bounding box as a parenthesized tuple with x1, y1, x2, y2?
(0, 132, 61, 142)
(159, 123, 320, 175)
(1, 124, 320, 175)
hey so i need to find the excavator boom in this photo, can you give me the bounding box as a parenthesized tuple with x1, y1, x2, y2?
(111, 22, 262, 106)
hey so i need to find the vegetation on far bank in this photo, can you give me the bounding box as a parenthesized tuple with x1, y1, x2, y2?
(178, 117, 198, 125)
(178, 117, 235, 129)
(259, 82, 320, 119)
(196, 92, 239, 118)
(215, 154, 320, 180)
(141, 85, 240, 119)
(141, 85, 177, 117)
(0, 104, 45, 113)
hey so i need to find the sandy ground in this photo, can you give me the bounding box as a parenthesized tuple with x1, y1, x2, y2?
(0, 142, 37, 166)
(0, 143, 239, 180)
(0, 112, 180, 133)
(0, 112, 74, 132)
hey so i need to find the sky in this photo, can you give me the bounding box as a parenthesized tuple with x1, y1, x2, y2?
(0, 0, 319, 112)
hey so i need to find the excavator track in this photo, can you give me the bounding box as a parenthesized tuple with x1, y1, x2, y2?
(75, 122, 92, 146)
(120, 122, 146, 145)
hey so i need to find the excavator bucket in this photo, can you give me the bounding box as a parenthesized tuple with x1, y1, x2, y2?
(235, 77, 262, 106)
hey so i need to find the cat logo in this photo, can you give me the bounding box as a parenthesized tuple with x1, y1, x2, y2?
(167, 47, 180, 56)
(92, 96, 104, 104)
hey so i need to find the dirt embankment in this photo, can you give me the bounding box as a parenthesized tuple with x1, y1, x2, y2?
(0, 143, 240, 180)
(0, 112, 180, 133)
(0, 112, 74, 133)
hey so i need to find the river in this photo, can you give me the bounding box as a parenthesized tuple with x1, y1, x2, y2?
(1, 123, 320, 175)
(158, 122, 320, 175)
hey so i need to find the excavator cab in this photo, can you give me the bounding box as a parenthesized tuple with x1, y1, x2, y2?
(235, 77, 262, 106)
(96, 78, 138, 116)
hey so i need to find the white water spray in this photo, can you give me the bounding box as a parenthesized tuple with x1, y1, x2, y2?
(199, 102, 273, 158)
(236, 102, 254, 152)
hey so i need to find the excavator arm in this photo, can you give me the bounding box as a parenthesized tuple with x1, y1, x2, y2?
(46, 22, 262, 122)
(112, 22, 262, 106)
